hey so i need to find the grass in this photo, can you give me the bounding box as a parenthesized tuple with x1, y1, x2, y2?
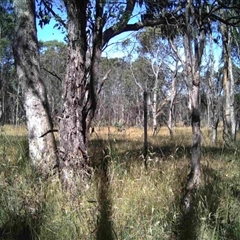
(0, 125, 240, 239)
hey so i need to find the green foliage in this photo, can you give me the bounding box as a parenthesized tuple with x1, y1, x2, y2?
(0, 0, 14, 59)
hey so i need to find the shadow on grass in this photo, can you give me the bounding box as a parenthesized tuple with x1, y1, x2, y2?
(0, 219, 34, 240)
(176, 164, 240, 240)
(95, 150, 115, 240)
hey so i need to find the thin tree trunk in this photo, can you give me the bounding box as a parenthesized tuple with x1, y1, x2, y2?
(167, 67, 177, 138)
(13, 0, 58, 176)
(220, 23, 236, 146)
(182, 76, 201, 210)
(181, 5, 204, 208)
(208, 32, 220, 145)
(152, 89, 158, 136)
(143, 91, 148, 168)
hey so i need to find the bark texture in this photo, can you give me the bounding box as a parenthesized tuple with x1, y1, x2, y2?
(13, 0, 57, 175)
(220, 23, 236, 146)
(59, 0, 89, 192)
(59, 0, 103, 192)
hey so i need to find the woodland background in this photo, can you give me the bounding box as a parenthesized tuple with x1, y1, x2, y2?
(1, 0, 240, 239)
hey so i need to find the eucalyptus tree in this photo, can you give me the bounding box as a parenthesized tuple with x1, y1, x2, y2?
(13, 0, 240, 193)
(201, 32, 223, 144)
(158, 0, 240, 210)
(219, 22, 237, 146)
(13, 0, 58, 175)
(176, 1, 207, 210)
(136, 28, 166, 136)
(13, 0, 185, 190)
(132, 28, 180, 137)
(54, 0, 188, 191)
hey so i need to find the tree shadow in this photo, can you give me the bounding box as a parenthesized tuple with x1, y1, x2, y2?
(176, 164, 240, 240)
(94, 145, 115, 240)
(0, 220, 33, 240)
(90, 134, 240, 239)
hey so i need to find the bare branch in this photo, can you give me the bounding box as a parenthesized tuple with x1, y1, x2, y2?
(97, 69, 112, 95)
(39, 129, 58, 138)
(42, 67, 62, 82)
(130, 63, 144, 92)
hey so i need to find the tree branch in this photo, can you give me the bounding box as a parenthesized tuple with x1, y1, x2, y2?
(42, 67, 62, 82)
(41, 0, 67, 29)
(97, 69, 111, 95)
(39, 129, 58, 138)
(103, 13, 184, 47)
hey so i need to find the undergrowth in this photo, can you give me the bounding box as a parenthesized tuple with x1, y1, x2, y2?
(0, 125, 240, 239)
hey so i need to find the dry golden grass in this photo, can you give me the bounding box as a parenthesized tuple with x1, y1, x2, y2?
(1, 125, 240, 239)
(1, 124, 27, 136)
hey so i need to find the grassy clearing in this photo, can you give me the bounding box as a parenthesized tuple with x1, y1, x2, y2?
(0, 125, 240, 239)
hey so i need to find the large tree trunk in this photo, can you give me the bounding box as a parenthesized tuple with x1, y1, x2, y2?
(220, 23, 236, 146)
(59, 0, 102, 192)
(59, 0, 90, 192)
(13, 0, 58, 176)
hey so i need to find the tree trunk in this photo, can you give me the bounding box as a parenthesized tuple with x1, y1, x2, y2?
(181, 8, 204, 209)
(59, 0, 102, 192)
(13, 0, 58, 176)
(167, 67, 177, 138)
(182, 76, 201, 210)
(208, 33, 220, 145)
(143, 91, 148, 168)
(59, 0, 90, 192)
(152, 88, 158, 136)
(220, 23, 236, 146)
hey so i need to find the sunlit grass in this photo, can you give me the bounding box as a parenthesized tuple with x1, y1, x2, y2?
(1, 124, 27, 136)
(1, 125, 240, 239)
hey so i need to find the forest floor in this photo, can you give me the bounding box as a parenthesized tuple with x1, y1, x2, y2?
(0, 125, 240, 239)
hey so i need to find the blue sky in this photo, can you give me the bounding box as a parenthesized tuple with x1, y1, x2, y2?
(37, 18, 138, 59)
(36, 4, 142, 58)
(37, 19, 66, 42)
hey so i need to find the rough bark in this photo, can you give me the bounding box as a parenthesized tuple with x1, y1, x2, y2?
(13, 0, 58, 176)
(59, 0, 105, 193)
(59, 0, 90, 192)
(0, 70, 2, 125)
